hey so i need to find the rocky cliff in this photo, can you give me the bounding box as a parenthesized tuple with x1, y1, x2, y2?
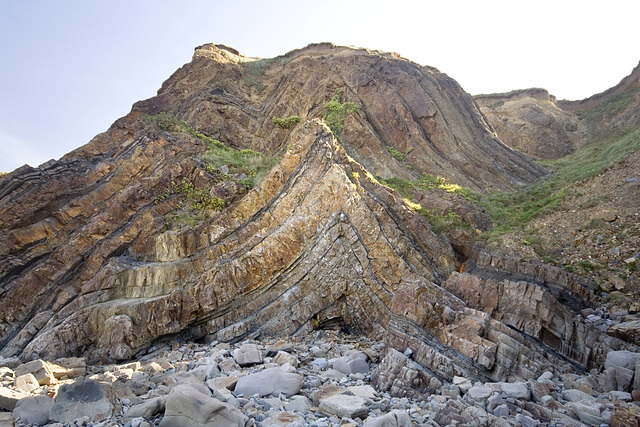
(1, 43, 637, 397)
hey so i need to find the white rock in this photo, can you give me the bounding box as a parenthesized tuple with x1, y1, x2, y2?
(14, 359, 55, 385)
(233, 343, 263, 367)
(14, 373, 40, 393)
(319, 394, 368, 419)
(363, 409, 412, 426)
(562, 388, 595, 402)
(234, 367, 303, 397)
(605, 350, 640, 370)
(500, 382, 531, 400)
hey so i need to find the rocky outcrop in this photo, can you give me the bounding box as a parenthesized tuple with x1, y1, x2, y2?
(0, 43, 637, 402)
(136, 43, 546, 191)
(475, 88, 583, 159)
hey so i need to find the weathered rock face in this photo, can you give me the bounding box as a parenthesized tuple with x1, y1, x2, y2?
(0, 43, 637, 393)
(475, 89, 583, 159)
(136, 43, 546, 191)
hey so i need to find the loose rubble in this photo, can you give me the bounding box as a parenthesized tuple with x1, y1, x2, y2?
(2, 331, 640, 426)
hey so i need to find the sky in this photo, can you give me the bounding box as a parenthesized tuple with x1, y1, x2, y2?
(0, 1, 638, 172)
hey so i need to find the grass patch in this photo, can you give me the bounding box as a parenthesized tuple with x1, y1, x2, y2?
(577, 88, 639, 123)
(202, 142, 280, 189)
(479, 124, 640, 239)
(379, 176, 472, 233)
(378, 174, 478, 201)
(323, 88, 359, 138)
(272, 115, 301, 129)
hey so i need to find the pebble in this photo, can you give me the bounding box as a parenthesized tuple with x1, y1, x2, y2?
(1, 331, 639, 426)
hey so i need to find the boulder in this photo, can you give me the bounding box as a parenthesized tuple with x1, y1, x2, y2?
(608, 319, 640, 346)
(50, 377, 115, 423)
(0, 387, 26, 411)
(500, 382, 531, 400)
(604, 350, 640, 370)
(273, 351, 298, 368)
(14, 373, 40, 393)
(566, 401, 612, 425)
(562, 388, 595, 402)
(159, 382, 248, 427)
(14, 359, 55, 385)
(12, 395, 53, 425)
(124, 396, 166, 419)
(363, 409, 412, 427)
(600, 366, 634, 392)
(234, 367, 302, 397)
(319, 394, 369, 419)
(232, 343, 263, 367)
(333, 352, 369, 375)
(48, 357, 87, 379)
(372, 348, 442, 397)
(261, 411, 306, 426)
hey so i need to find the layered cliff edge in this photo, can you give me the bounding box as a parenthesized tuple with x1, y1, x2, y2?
(0, 44, 637, 393)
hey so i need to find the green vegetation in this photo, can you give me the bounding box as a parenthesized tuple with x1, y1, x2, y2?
(147, 112, 280, 189)
(386, 146, 405, 161)
(146, 112, 223, 148)
(155, 177, 226, 211)
(272, 115, 301, 129)
(322, 88, 359, 138)
(487, 100, 504, 109)
(479, 124, 640, 240)
(378, 175, 473, 233)
(577, 88, 639, 123)
(202, 141, 280, 189)
(378, 174, 477, 201)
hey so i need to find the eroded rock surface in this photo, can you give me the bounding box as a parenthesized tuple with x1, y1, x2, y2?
(0, 44, 638, 417)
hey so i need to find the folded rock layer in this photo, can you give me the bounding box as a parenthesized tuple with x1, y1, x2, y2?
(0, 44, 636, 391)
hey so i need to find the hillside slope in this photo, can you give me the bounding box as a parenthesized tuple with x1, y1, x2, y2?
(0, 44, 636, 390)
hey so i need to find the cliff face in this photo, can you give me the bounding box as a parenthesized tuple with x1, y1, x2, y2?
(0, 44, 636, 388)
(475, 89, 583, 159)
(135, 43, 546, 191)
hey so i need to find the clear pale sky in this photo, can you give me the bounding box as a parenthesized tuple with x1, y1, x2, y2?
(1, 0, 638, 172)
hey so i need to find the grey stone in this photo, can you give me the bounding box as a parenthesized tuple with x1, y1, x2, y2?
(159, 382, 248, 427)
(453, 376, 473, 393)
(536, 371, 554, 382)
(234, 367, 303, 397)
(319, 394, 368, 419)
(500, 382, 531, 400)
(50, 377, 115, 423)
(124, 396, 166, 419)
(333, 354, 369, 375)
(604, 350, 640, 370)
(284, 395, 311, 412)
(562, 388, 595, 402)
(0, 387, 27, 411)
(467, 385, 493, 400)
(363, 409, 412, 426)
(609, 390, 633, 401)
(233, 343, 263, 367)
(12, 395, 53, 425)
(567, 401, 612, 425)
(492, 403, 509, 417)
(261, 411, 306, 426)
(601, 366, 634, 392)
(14, 359, 55, 385)
(310, 358, 328, 370)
